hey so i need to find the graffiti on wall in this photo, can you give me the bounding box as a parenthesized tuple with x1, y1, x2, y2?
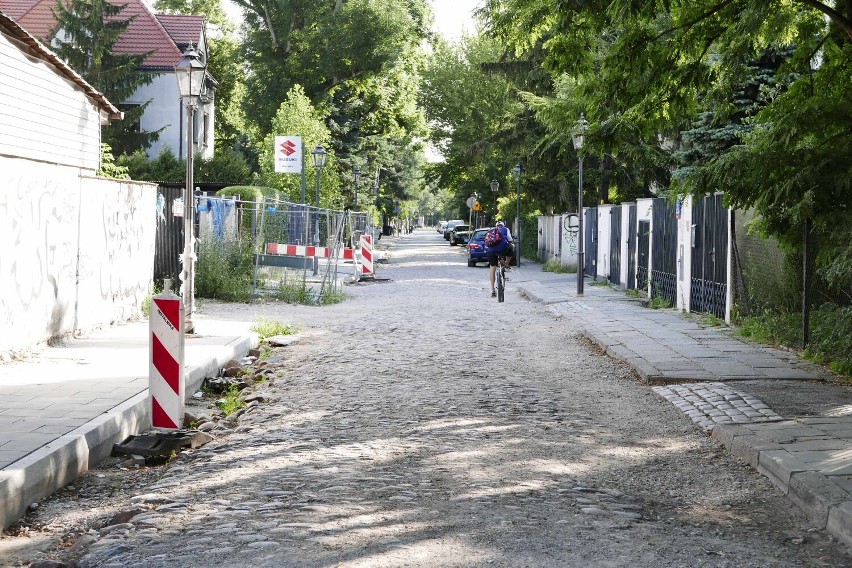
(562, 213, 580, 256)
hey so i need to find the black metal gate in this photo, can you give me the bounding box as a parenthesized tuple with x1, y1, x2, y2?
(627, 204, 637, 289)
(154, 185, 184, 286)
(690, 193, 728, 318)
(651, 198, 677, 305)
(637, 219, 650, 291)
(609, 206, 622, 285)
(584, 207, 597, 277)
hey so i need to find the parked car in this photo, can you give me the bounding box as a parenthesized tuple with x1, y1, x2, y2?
(449, 224, 472, 246)
(467, 228, 489, 266)
(437, 221, 448, 233)
(443, 219, 465, 240)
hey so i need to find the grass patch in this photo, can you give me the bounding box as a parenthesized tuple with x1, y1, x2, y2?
(699, 314, 724, 327)
(648, 295, 672, 309)
(215, 384, 245, 416)
(542, 259, 575, 274)
(590, 279, 612, 288)
(735, 305, 852, 378)
(625, 289, 641, 299)
(251, 317, 299, 340)
(196, 237, 255, 302)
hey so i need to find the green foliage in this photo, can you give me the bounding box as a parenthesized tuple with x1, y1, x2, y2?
(542, 258, 573, 274)
(648, 295, 672, 309)
(118, 148, 253, 184)
(625, 289, 641, 299)
(250, 317, 299, 340)
(253, 86, 339, 204)
(195, 237, 255, 301)
(97, 144, 129, 179)
(735, 306, 852, 378)
(215, 383, 245, 416)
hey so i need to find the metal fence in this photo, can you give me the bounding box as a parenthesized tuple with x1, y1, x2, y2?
(156, 190, 373, 301)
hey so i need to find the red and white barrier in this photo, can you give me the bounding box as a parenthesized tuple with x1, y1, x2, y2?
(266, 243, 354, 260)
(149, 290, 185, 430)
(360, 234, 374, 276)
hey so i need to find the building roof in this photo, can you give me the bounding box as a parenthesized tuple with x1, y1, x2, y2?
(0, 0, 203, 70)
(0, 10, 122, 120)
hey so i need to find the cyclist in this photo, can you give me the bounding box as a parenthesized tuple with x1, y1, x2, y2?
(486, 220, 514, 297)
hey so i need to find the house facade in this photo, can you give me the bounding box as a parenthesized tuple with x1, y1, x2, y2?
(0, 10, 157, 356)
(0, 0, 215, 160)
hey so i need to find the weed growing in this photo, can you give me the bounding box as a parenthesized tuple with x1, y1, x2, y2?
(251, 317, 299, 340)
(542, 259, 575, 274)
(648, 295, 672, 309)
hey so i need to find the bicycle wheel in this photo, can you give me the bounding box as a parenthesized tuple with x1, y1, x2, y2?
(497, 266, 505, 302)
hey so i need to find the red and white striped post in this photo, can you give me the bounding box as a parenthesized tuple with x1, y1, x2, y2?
(359, 234, 374, 277)
(149, 285, 185, 430)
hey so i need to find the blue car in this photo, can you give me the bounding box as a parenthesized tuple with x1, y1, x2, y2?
(466, 228, 489, 267)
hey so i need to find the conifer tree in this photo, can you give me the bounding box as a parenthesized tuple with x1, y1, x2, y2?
(52, 0, 160, 154)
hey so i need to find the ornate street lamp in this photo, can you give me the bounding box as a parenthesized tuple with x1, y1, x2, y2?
(311, 144, 327, 275)
(512, 163, 523, 267)
(572, 114, 588, 296)
(174, 43, 206, 333)
(353, 167, 361, 209)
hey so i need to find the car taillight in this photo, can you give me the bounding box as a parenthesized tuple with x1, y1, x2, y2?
(470, 243, 481, 250)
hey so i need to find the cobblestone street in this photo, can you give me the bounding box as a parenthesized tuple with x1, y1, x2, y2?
(5, 230, 851, 567)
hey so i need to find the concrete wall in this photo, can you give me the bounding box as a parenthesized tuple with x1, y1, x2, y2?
(676, 196, 693, 312)
(559, 213, 580, 270)
(596, 205, 612, 280)
(0, 156, 157, 356)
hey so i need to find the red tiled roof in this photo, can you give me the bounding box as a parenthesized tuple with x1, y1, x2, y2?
(156, 13, 203, 48)
(0, 10, 122, 120)
(0, 0, 198, 69)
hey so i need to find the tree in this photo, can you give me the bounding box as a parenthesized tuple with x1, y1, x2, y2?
(52, 0, 159, 154)
(254, 86, 340, 206)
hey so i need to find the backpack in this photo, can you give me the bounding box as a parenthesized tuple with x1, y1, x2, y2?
(485, 227, 503, 247)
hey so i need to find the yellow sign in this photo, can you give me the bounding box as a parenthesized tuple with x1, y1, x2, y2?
(473, 201, 481, 211)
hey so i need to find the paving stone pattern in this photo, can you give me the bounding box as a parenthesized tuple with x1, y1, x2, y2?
(652, 382, 783, 431)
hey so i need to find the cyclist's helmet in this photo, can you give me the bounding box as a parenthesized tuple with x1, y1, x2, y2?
(496, 220, 505, 227)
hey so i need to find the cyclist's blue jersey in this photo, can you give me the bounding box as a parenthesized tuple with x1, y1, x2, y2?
(485, 226, 513, 254)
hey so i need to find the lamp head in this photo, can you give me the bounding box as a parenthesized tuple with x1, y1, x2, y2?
(490, 179, 499, 193)
(175, 43, 206, 99)
(354, 167, 361, 184)
(512, 163, 523, 183)
(572, 114, 588, 151)
(311, 144, 327, 168)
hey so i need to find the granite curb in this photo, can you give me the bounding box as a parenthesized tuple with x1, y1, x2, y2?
(712, 421, 852, 548)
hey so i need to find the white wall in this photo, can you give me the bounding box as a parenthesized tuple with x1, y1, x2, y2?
(597, 205, 612, 280)
(130, 73, 215, 161)
(559, 213, 579, 269)
(0, 32, 102, 171)
(676, 195, 693, 312)
(0, 156, 156, 356)
(636, 198, 654, 295)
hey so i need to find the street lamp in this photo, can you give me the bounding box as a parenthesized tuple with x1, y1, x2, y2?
(512, 163, 523, 268)
(174, 43, 206, 333)
(353, 167, 361, 209)
(572, 114, 588, 296)
(311, 144, 327, 275)
(490, 179, 499, 225)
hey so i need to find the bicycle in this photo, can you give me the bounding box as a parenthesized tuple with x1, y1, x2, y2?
(495, 253, 512, 302)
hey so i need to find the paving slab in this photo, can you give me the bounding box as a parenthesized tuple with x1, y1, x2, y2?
(0, 316, 258, 531)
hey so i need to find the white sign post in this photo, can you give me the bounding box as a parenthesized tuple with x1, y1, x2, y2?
(274, 136, 303, 173)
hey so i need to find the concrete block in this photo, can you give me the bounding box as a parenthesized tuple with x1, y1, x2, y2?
(827, 501, 852, 549)
(787, 471, 851, 526)
(758, 449, 813, 494)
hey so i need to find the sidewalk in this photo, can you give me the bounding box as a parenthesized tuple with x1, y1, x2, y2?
(511, 262, 852, 548)
(0, 316, 258, 531)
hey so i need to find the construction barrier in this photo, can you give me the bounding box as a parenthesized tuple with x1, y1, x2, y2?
(149, 287, 184, 430)
(360, 234, 374, 277)
(266, 243, 354, 260)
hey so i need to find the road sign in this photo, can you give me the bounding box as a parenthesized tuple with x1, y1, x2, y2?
(274, 136, 302, 173)
(466, 196, 476, 209)
(473, 201, 482, 211)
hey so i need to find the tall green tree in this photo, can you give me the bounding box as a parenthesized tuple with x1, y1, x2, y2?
(52, 0, 159, 154)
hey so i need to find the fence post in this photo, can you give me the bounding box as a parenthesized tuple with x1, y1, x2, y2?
(802, 218, 813, 347)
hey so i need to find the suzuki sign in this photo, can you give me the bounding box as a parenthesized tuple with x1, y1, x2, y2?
(274, 136, 302, 173)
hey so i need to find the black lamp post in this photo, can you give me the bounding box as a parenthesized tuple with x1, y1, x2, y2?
(174, 43, 206, 333)
(572, 114, 588, 296)
(353, 167, 361, 209)
(311, 144, 327, 275)
(512, 163, 523, 267)
(490, 179, 499, 224)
